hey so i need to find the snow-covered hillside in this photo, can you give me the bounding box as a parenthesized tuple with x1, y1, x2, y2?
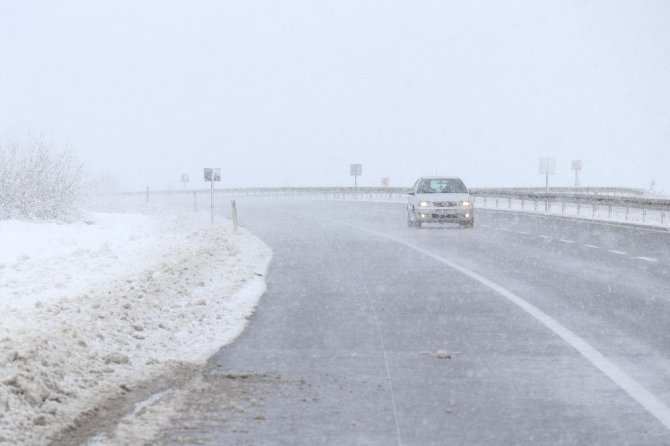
(0, 207, 271, 444)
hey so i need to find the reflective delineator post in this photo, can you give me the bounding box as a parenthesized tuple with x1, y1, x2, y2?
(231, 200, 239, 233)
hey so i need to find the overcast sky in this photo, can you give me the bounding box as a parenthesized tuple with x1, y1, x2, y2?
(1, 1, 669, 191)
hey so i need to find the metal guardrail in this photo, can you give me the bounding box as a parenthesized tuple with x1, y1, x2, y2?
(469, 189, 670, 211)
(125, 185, 670, 212)
(120, 185, 669, 227)
(126, 186, 668, 208)
(470, 186, 645, 196)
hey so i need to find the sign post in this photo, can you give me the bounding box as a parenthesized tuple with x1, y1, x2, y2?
(350, 164, 362, 188)
(181, 173, 190, 190)
(204, 168, 221, 223)
(571, 160, 582, 187)
(539, 157, 556, 211)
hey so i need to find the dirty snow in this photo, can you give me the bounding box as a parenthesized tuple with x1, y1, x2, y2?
(0, 206, 271, 444)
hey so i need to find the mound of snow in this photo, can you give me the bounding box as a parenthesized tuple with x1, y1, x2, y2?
(0, 208, 271, 444)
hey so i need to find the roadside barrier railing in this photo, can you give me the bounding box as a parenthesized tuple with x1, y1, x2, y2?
(120, 186, 670, 228)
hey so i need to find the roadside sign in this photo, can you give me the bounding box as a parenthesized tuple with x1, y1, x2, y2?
(204, 168, 221, 182)
(204, 167, 221, 224)
(539, 158, 556, 175)
(181, 174, 189, 182)
(571, 160, 582, 187)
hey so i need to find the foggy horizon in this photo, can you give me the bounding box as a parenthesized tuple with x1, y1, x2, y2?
(2, 1, 669, 193)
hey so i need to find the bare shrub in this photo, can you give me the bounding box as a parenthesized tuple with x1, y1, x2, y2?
(0, 141, 84, 220)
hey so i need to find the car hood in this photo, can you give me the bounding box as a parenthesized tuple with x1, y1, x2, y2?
(415, 192, 470, 202)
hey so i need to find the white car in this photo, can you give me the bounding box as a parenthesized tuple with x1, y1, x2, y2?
(407, 177, 474, 228)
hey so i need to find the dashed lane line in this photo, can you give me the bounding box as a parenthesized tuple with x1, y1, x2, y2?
(480, 225, 661, 264)
(636, 257, 658, 263)
(362, 283, 403, 446)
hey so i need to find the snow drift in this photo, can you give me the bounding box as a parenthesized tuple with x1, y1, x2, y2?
(0, 207, 271, 444)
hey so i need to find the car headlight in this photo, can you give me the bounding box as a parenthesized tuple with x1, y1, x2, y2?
(461, 201, 471, 207)
(419, 201, 431, 207)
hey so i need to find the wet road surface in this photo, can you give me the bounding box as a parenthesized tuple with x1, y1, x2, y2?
(158, 198, 670, 445)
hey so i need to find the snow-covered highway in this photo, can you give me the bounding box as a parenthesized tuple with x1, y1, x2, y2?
(97, 197, 670, 445)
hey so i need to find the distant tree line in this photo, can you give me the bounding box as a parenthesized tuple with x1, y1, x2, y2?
(0, 141, 84, 220)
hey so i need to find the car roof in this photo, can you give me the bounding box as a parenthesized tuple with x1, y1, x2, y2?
(417, 176, 463, 181)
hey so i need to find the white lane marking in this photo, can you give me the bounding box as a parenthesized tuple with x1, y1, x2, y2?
(584, 244, 600, 249)
(636, 256, 658, 263)
(560, 239, 575, 244)
(499, 227, 512, 232)
(608, 250, 627, 255)
(344, 223, 670, 432)
(480, 224, 492, 228)
(538, 235, 552, 240)
(363, 284, 403, 446)
(516, 231, 531, 235)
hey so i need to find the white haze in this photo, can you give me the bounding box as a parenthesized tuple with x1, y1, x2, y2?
(1, 0, 669, 192)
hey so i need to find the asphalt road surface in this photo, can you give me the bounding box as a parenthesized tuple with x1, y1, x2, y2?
(159, 198, 670, 445)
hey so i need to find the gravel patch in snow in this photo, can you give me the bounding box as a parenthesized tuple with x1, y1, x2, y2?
(0, 206, 271, 444)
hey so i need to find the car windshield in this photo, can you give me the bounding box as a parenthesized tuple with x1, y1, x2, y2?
(417, 179, 467, 194)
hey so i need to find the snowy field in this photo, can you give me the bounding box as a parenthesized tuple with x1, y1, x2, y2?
(0, 203, 271, 444)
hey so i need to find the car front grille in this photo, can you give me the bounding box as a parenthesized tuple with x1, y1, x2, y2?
(432, 201, 458, 207)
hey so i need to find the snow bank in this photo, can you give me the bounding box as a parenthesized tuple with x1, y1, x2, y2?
(0, 208, 271, 444)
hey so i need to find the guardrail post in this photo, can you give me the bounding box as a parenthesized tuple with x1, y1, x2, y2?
(521, 199, 525, 210)
(642, 208, 646, 223)
(625, 207, 629, 220)
(576, 203, 580, 216)
(561, 202, 565, 214)
(662, 211, 665, 225)
(483, 197, 487, 207)
(508, 198, 512, 209)
(592, 204, 596, 217)
(547, 201, 551, 212)
(534, 200, 538, 211)
(495, 198, 499, 208)
(193, 191, 197, 211)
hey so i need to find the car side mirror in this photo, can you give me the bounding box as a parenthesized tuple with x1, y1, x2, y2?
(408, 191, 415, 196)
